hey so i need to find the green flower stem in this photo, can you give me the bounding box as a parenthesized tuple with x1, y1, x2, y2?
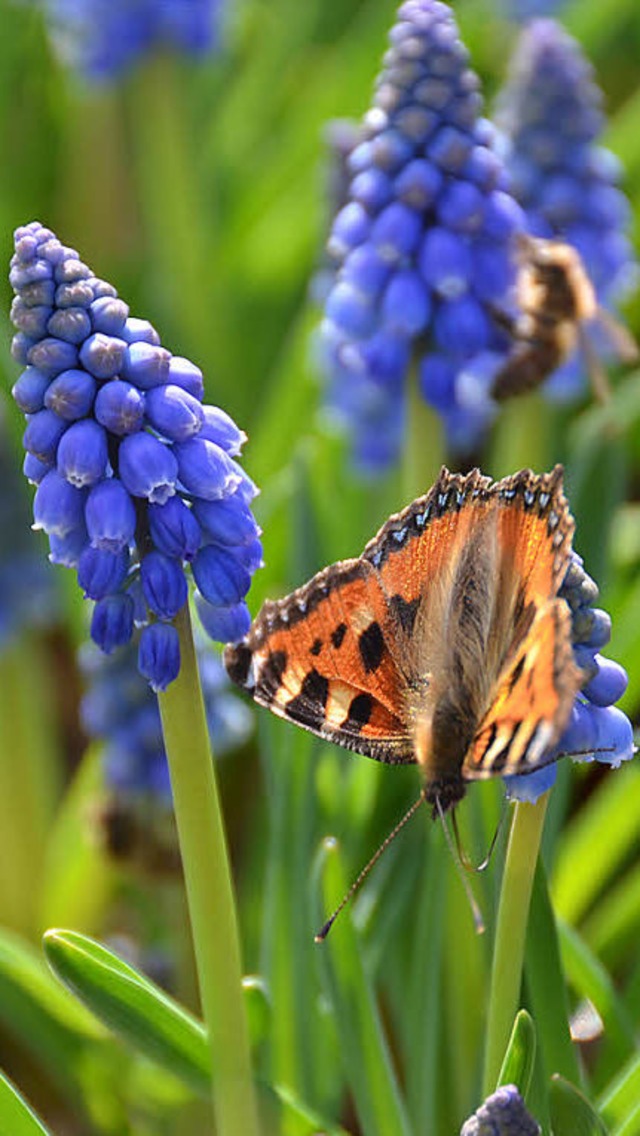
(483, 793, 550, 1096)
(158, 604, 260, 1136)
(403, 363, 445, 501)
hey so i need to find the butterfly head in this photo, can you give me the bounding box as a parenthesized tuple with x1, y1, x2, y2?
(423, 775, 467, 819)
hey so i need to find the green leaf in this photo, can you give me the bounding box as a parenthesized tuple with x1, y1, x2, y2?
(0, 1071, 52, 1135)
(598, 1049, 640, 1132)
(525, 862, 580, 1085)
(0, 926, 106, 1108)
(312, 837, 412, 1136)
(43, 929, 210, 1096)
(266, 1081, 351, 1136)
(552, 766, 640, 925)
(497, 1010, 537, 1101)
(549, 1075, 609, 1136)
(242, 975, 271, 1050)
(557, 918, 635, 1081)
(39, 745, 116, 933)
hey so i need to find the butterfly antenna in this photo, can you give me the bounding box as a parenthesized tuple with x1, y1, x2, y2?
(451, 798, 507, 873)
(314, 793, 426, 943)
(435, 797, 485, 935)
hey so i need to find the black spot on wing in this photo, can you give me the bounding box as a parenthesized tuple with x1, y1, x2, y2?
(260, 650, 288, 698)
(310, 637, 323, 656)
(390, 594, 420, 635)
(508, 654, 526, 694)
(331, 622, 347, 649)
(285, 668, 329, 727)
(345, 693, 373, 730)
(359, 621, 385, 673)
(223, 642, 253, 689)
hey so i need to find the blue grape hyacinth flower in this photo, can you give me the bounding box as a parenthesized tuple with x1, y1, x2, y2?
(316, 0, 528, 472)
(10, 221, 261, 691)
(460, 1084, 540, 1135)
(497, 0, 567, 21)
(0, 400, 58, 648)
(495, 19, 637, 399)
(42, 0, 223, 82)
(505, 552, 635, 804)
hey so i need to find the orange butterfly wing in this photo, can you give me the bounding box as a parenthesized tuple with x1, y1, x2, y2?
(224, 557, 415, 764)
(463, 599, 584, 780)
(226, 464, 584, 806)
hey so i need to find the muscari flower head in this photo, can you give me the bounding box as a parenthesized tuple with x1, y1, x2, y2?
(495, 18, 637, 399)
(10, 221, 261, 692)
(80, 634, 252, 862)
(497, 0, 567, 22)
(460, 1084, 540, 1135)
(316, 0, 528, 472)
(0, 400, 58, 647)
(505, 552, 634, 803)
(42, 0, 223, 82)
(310, 119, 366, 309)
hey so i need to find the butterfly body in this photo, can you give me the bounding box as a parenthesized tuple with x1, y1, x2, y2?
(224, 466, 585, 814)
(491, 234, 637, 402)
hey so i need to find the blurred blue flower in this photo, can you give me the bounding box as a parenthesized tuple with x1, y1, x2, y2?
(497, 0, 567, 21)
(10, 221, 261, 690)
(460, 1084, 540, 1135)
(0, 400, 58, 648)
(495, 19, 637, 399)
(42, 0, 223, 82)
(505, 553, 635, 804)
(316, 0, 527, 472)
(81, 634, 252, 865)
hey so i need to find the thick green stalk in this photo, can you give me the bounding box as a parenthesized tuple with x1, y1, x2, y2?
(483, 794, 550, 1095)
(158, 604, 260, 1136)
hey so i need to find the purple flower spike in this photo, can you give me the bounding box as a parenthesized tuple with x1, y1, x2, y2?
(317, 0, 528, 471)
(145, 384, 204, 442)
(57, 419, 109, 487)
(141, 551, 188, 620)
(33, 470, 87, 537)
(460, 1084, 540, 1135)
(41, 0, 224, 84)
(45, 369, 97, 421)
(95, 380, 146, 435)
(119, 432, 178, 504)
(507, 552, 634, 804)
(196, 596, 252, 644)
(78, 546, 130, 600)
(175, 438, 243, 501)
(9, 222, 261, 689)
(192, 545, 252, 608)
(13, 367, 50, 414)
(138, 623, 181, 693)
(90, 593, 135, 653)
(85, 479, 136, 553)
(495, 19, 637, 400)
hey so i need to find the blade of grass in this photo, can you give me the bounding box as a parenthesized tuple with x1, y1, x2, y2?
(551, 765, 640, 924)
(313, 836, 412, 1136)
(524, 862, 580, 1086)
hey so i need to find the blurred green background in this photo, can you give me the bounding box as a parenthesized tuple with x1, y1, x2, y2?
(0, 0, 640, 1133)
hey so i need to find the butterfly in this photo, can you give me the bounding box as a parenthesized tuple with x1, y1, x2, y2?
(491, 234, 638, 402)
(224, 466, 586, 815)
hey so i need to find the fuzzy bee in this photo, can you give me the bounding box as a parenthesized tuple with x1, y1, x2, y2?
(491, 234, 637, 402)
